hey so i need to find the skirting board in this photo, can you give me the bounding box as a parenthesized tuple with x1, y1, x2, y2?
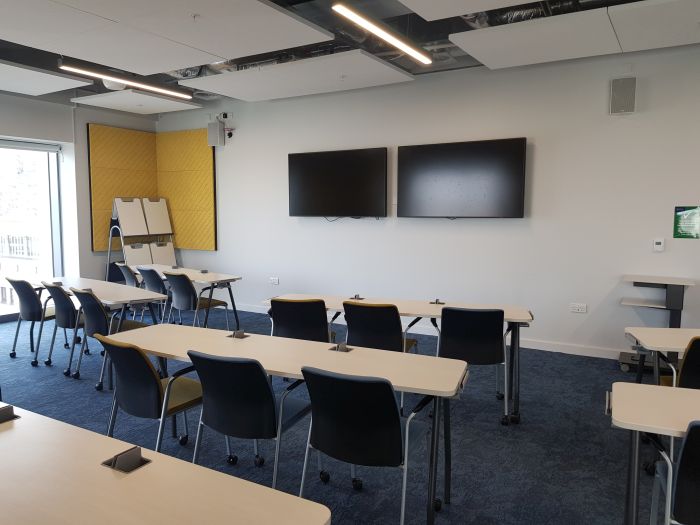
(238, 302, 622, 361)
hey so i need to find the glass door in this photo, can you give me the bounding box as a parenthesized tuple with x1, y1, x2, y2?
(0, 144, 61, 318)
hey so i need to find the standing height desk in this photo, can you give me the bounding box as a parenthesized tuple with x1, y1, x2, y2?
(272, 293, 532, 423)
(0, 403, 331, 525)
(108, 324, 469, 525)
(609, 382, 700, 525)
(133, 264, 242, 330)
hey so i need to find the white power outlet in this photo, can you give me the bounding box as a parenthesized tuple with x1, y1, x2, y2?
(569, 302, 588, 314)
(269, 277, 279, 285)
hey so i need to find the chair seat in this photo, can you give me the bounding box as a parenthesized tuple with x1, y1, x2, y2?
(197, 297, 227, 310)
(162, 377, 203, 415)
(405, 338, 418, 352)
(277, 395, 311, 434)
(660, 375, 674, 387)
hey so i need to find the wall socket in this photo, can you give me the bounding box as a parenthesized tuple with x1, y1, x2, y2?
(569, 302, 587, 314)
(269, 277, 279, 285)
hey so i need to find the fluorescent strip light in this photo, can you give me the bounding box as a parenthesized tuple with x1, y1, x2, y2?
(332, 3, 432, 65)
(59, 64, 192, 100)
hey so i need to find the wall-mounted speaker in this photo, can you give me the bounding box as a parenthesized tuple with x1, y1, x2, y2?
(207, 121, 225, 147)
(610, 77, 636, 115)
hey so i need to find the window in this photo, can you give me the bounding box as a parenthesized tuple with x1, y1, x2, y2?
(0, 141, 62, 318)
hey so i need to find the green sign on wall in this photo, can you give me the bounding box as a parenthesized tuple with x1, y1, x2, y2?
(674, 206, 700, 239)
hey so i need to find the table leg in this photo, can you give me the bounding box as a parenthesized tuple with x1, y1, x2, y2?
(653, 351, 660, 385)
(510, 323, 521, 422)
(226, 283, 241, 331)
(443, 398, 451, 505)
(148, 302, 160, 326)
(202, 285, 216, 328)
(624, 430, 641, 525)
(427, 396, 441, 525)
(635, 354, 646, 384)
(430, 318, 440, 356)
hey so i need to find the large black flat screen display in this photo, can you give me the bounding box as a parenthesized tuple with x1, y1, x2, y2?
(397, 138, 526, 218)
(289, 148, 387, 217)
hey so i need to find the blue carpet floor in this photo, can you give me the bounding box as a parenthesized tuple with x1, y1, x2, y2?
(0, 310, 656, 524)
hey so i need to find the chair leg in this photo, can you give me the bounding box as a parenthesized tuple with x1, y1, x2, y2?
(178, 309, 183, 325)
(45, 324, 58, 365)
(156, 414, 167, 452)
(299, 419, 313, 497)
(10, 317, 22, 357)
(29, 321, 35, 353)
(72, 337, 88, 379)
(97, 349, 109, 390)
(501, 357, 510, 425)
(192, 306, 199, 327)
(33, 307, 48, 365)
(107, 394, 118, 436)
(496, 364, 504, 399)
(193, 416, 204, 464)
(224, 306, 230, 331)
(182, 410, 189, 442)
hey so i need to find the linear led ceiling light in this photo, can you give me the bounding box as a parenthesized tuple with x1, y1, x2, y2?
(332, 3, 432, 65)
(59, 63, 192, 100)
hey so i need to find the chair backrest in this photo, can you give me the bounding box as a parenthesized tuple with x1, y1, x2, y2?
(41, 282, 78, 329)
(117, 264, 139, 288)
(679, 338, 700, 390)
(95, 335, 163, 419)
(6, 278, 43, 321)
(343, 302, 403, 352)
(439, 307, 505, 365)
(163, 272, 197, 311)
(138, 267, 167, 295)
(302, 366, 403, 467)
(188, 351, 277, 439)
(70, 288, 109, 337)
(673, 421, 700, 525)
(270, 299, 330, 343)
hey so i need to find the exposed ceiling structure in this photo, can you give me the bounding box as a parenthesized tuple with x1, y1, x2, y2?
(0, 0, 698, 112)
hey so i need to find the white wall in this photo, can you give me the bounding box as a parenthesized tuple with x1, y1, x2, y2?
(0, 92, 156, 279)
(157, 45, 700, 358)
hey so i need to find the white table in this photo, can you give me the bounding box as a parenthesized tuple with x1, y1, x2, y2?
(610, 382, 700, 525)
(108, 323, 469, 525)
(133, 264, 242, 329)
(625, 327, 700, 385)
(0, 403, 331, 525)
(272, 293, 532, 423)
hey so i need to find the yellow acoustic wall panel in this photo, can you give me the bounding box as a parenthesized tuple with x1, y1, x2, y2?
(88, 124, 158, 251)
(88, 125, 216, 252)
(156, 129, 216, 250)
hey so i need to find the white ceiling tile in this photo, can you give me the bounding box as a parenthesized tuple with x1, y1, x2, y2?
(0, 0, 222, 75)
(609, 0, 700, 53)
(0, 60, 92, 96)
(70, 89, 202, 114)
(397, 0, 530, 21)
(55, 0, 333, 60)
(449, 9, 622, 69)
(179, 50, 413, 102)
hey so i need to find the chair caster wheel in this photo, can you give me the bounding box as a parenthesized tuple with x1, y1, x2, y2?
(319, 470, 330, 484)
(95, 382, 103, 391)
(31, 360, 38, 367)
(71, 371, 80, 379)
(620, 363, 630, 373)
(509, 414, 521, 424)
(433, 498, 443, 512)
(63, 369, 71, 377)
(9, 352, 16, 358)
(496, 393, 504, 400)
(100, 350, 105, 356)
(76, 336, 82, 343)
(64, 343, 70, 349)
(44, 359, 52, 366)
(501, 415, 510, 426)
(83, 349, 90, 355)
(227, 454, 238, 465)
(254, 455, 265, 467)
(179, 435, 189, 446)
(352, 478, 363, 491)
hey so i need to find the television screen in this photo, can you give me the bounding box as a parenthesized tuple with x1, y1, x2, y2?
(289, 148, 387, 217)
(397, 138, 526, 218)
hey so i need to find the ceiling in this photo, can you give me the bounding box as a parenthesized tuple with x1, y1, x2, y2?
(0, 0, 698, 113)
